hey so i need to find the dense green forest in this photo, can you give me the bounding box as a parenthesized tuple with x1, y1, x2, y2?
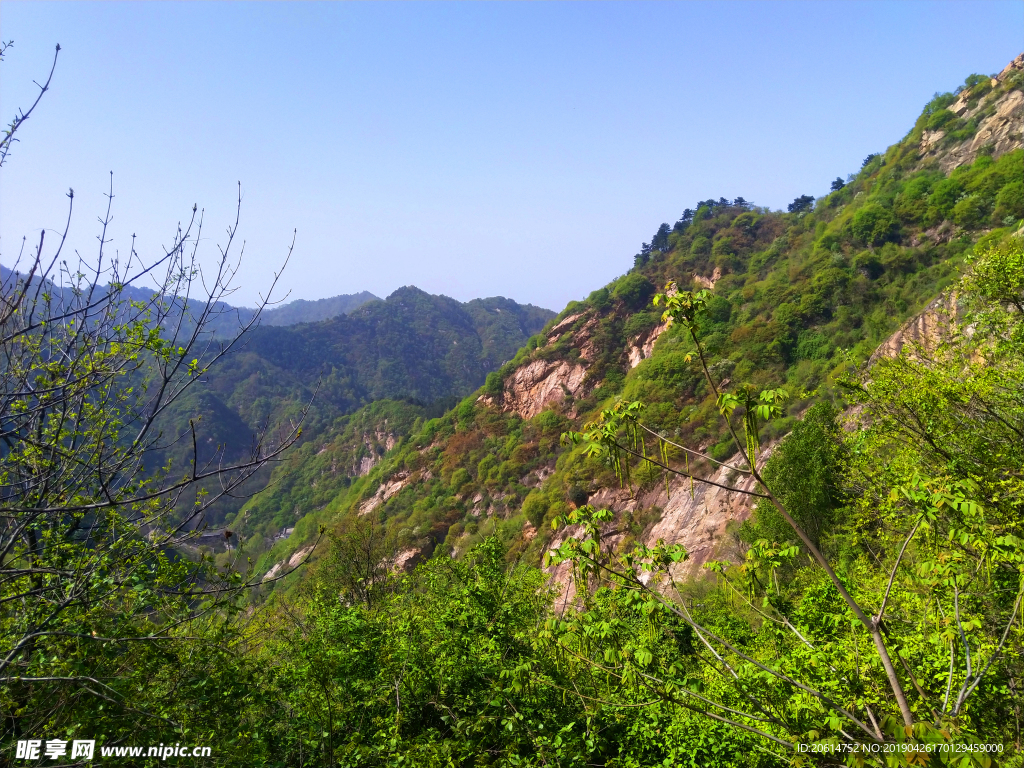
(2, 50, 1023, 767)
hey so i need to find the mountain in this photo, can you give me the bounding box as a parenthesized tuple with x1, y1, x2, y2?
(161, 287, 555, 531)
(11, 51, 1023, 764)
(238, 287, 557, 409)
(0, 267, 379, 332)
(193, 289, 381, 335)
(257, 291, 380, 325)
(0, 261, 551, 531)
(254, 55, 1024, 587)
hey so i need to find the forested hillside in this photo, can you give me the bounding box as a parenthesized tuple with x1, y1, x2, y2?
(258, 55, 1024, 585)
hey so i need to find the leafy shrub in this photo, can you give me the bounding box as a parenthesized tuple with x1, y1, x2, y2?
(703, 295, 732, 326)
(533, 409, 567, 435)
(952, 194, 988, 228)
(612, 273, 654, 309)
(925, 108, 955, 130)
(925, 176, 964, 223)
(711, 236, 740, 271)
(483, 370, 503, 397)
(992, 178, 1024, 224)
(744, 401, 848, 548)
(850, 204, 899, 246)
(796, 330, 831, 360)
(731, 211, 759, 230)
(920, 91, 955, 118)
(450, 467, 472, 492)
(623, 311, 658, 339)
(521, 491, 549, 528)
(960, 73, 989, 92)
(456, 397, 476, 428)
(587, 287, 611, 310)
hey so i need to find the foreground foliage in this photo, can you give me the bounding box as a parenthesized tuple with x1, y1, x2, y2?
(546, 237, 1023, 761)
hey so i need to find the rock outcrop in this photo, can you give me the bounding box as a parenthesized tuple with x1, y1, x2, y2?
(693, 267, 722, 291)
(546, 447, 773, 608)
(486, 311, 604, 420)
(917, 53, 1024, 173)
(352, 429, 398, 476)
(627, 321, 669, 369)
(359, 471, 411, 515)
(867, 293, 957, 365)
(498, 359, 588, 420)
(261, 544, 314, 582)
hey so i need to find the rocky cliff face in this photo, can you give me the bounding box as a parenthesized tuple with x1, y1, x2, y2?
(493, 359, 589, 420)
(866, 292, 958, 365)
(918, 53, 1024, 173)
(546, 447, 774, 607)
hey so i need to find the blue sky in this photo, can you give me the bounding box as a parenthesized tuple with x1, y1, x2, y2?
(1, 2, 1021, 312)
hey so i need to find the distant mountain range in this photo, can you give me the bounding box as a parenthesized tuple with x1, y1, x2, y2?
(156, 285, 556, 525)
(0, 264, 380, 332)
(254, 291, 381, 325)
(0, 261, 555, 528)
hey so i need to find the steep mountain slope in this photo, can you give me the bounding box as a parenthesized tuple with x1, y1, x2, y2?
(257, 56, 1023, 587)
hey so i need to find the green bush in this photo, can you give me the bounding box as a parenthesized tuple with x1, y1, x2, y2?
(927, 177, 963, 221)
(796, 330, 832, 361)
(690, 235, 711, 256)
(521, 491, 549, 528)
(961, 73, 989, 91)
(623, 311, 658, 339)
(744, 401, 848, 549)
(992, 178, 1024, 224)
(925, 108, 955, 130)
(456, 397, 476, 428)
(587, 287, 611, 310)
(450, 468, 472, 493)
(612, 273, 655, 309)
(952, 194, 988, 228)
(483, 370, 503, 397)
(850, 203, 899, 246)
(476, 454, 497, 481)
(703, 295, 732, 326)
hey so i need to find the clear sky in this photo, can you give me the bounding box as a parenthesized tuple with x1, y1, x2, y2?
(1, 2, 1022, 313)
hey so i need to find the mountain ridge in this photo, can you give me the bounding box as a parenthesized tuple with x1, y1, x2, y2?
(251, 54, 1023, 591)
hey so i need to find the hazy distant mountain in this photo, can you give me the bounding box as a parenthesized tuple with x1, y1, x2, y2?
(0, 265, 379, 332)
(258, 291, 380, 325)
